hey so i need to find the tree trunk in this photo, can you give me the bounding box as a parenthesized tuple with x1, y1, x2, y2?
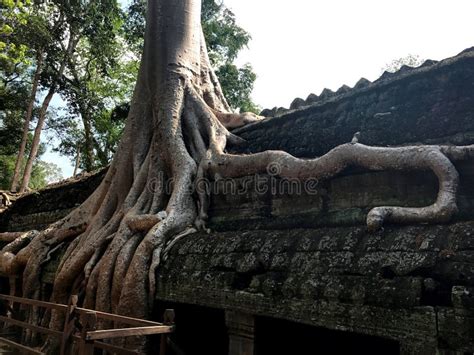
(19, 35, 76, 192)
(10, 51, 44, 193)
(73, 144, 81, 177)
(19, 88, 54, 192)
(0, 0, 473, 353)
(80, 106, 95, 172)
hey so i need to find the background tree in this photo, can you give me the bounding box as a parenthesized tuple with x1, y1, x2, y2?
(28, 159, 62, 189)
(4, 0, 60, 192)
(217, 63, 258, 113)
(0, 1, 63, 191)
(7, 0, 127, 190)
(46, 0, 260, 177)
(56, 0, 132, 171)
(0, 86, 28, 189)
(201, 0, 260, 113)
(18, 20, 74, 192)
(57, 36, 137, 171)
(0, 109, 63, 190)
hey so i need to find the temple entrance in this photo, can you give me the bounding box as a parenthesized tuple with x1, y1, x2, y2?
(255, 316, 400, 355)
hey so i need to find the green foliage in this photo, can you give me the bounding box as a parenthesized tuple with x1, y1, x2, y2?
(0, 155, 16, 190)
(217, 63, 260, 113)
(0, 108, 23, 156)
(3, 0, 260, 180)
(0, 82, 29, 186)
(1, 0, 51, 83)
(47, 114, 82, 161)
(29, 159, 62, 189)
(49, 0, 134, 171)
(201, 0, 250, 67)
(0, 0, 64, 190)
(0, 0, 31, 70)
(123, 0, 259, 113)
(122, 0, 145, 54)
(0, 91, 61, 190)
(0, 155, 62, 190)
(201, 0, 259, 113)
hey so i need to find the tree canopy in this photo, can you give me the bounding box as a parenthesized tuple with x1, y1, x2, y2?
(0, 0, 260, 188)
(124, 0, 259, 113)
(0, 0, 62, 190)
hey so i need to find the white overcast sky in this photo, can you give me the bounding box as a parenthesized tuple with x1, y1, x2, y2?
(225, 0, 474, 109)
(44, 0, 474, 178)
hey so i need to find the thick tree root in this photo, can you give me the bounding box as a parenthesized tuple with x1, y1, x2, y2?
(200, 144, 462, 231)
(213, 109, 263, 129)
(0, 191, 11, 208)
(0, 232, 25, 243)
(0, 231, 39, 274)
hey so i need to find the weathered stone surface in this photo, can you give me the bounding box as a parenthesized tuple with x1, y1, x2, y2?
(319, 88, 335, 100)
(420, 59, 438, 68)
(354, 77, 371, 89)
(459, 46, 474, 55)
(259, 108, 273, 117)
(336, 84, 351, 95)
(437, 307, 474, 352)
(305, 93, 319, 103)
(233, 50, 474, 158)
(268, 107, 278, 116)
(397, 64, 414, 73)
(209, 160, 474, 231)
(275, 107, 288, 116)
(0, 170, 104, 232)
(155, 223, 474, 350)
(379, 70, 397, 81)
(290, 97, 306, 110)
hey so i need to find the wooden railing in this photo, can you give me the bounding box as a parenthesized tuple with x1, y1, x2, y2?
(0, 293, 175, 355)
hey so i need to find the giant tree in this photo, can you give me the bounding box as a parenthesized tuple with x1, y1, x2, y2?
(0, 0, 473, 352)
(0, 71, 62, 191)
(124, 0, 259, 113)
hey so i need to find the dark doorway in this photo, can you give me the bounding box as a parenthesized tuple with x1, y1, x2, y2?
(153, 302, 228, 355)
(256, 316, 400, 355)
(0, 277, 9, 316)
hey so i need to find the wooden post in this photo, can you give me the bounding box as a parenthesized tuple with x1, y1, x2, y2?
(5, 276, 21, 324)
(225, 311, 255, 355)
(160, 309, 175, 355)
(60, 295, 78, 355)
(78, 311, 96, 355)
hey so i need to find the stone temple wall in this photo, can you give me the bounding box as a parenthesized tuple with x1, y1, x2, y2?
(234, 47, 474, 158)
(0, 171, 104, 233)
(1, 48, 474, 354)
